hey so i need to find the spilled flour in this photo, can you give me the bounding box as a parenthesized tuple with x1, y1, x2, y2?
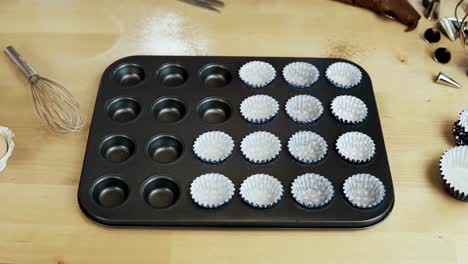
(92, 10, 210, 59)
(137, 12, 209, 55)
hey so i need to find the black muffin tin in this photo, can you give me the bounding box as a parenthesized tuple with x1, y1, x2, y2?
(78, 56, 394, 228)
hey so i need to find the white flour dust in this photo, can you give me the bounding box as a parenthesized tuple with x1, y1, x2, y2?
(137, 12, 209, 55)
(87, 10, 210, 61)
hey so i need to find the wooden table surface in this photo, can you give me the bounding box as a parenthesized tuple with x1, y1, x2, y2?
(0, 0, 467, 263)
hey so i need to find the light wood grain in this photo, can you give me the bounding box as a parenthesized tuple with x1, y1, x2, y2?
(0, 0, 467, 263)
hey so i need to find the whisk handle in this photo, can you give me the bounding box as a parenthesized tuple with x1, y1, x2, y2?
(4, 46, 37, 80)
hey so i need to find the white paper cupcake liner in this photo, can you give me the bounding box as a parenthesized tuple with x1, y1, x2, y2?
(288, 131, 328, 164)
(285, 95, 324, 124)
(331, 95, 368, 124)
(291, 173, 334, 208)
(326, 62, 362, 89)
(453, 110, 468, 145)
(0, 126, 15, 173)
(440, 146, 468, 201)
(193, 131, 234, 163)
(190, 173, 235, 208)
(240, 95, 279, 124)
(239, 61, 276, 88)
(240, 131, 281, 164)
(282, 62, 320, 88)
(343, 174, 385, 208)
(240, 174, 283, 208)
(336, 132, 375, 164)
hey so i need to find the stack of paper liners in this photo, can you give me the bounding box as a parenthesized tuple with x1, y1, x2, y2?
(440, 146, 468, 201)
(0, 126, 14, 173)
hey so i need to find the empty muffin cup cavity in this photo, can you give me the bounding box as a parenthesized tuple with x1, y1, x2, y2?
(92, 176, 129, 208)
(147, 135, 183, 163)
(107, 97, 141, 123)
(142, 177, 180, 209)
(156, 64, 188, 87)
(197, 98, 232, 124)
(153, 97, 186, 123)
(113, 64, 145, 87)
(200, 64, 232, 88)
(100, 135, 135, 163)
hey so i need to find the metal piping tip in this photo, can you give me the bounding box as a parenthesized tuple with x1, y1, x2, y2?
(424, 0, 440, 21)
(439, 17, 461, 41)
(435, 72, 462, 88)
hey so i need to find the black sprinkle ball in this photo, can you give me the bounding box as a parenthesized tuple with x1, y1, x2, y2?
(453, 121, 468, 145)
(453, 110, 468, 145)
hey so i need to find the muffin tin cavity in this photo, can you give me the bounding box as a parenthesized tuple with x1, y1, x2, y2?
(147, 135, 183, 163)
(92, 176, 129, 208)
(79, 56, 394, 229)
(152, 97, 186, 123)
(107, 97, 141, 123)
(156, 64, 188, 87)
(100, 135, 135, 163)
(200, 64, 232, 88)
(142, 177, 180, 209)
(113, 64, 145, 87)
(197, 97, 231, 124)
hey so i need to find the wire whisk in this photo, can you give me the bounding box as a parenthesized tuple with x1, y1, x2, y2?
(4, 46, 85, 133)
(178, 0, 225, 12)
(455, 0, 468, 49)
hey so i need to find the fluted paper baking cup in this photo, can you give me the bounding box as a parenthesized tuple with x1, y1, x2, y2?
(282, 62, 320, 88)
(440, 146, 468, 201)
(0, 126, 14, 173)
(331, 95, 368, 124)
(453, 110, 468, 145)
(240, 95, 279, 124)
(336, 132, 375, 164)
(239, 61, 276, 88)
(343, 174, 385, 208)
(190, 173, 235, 208)
(285, 95, 324, 124)
(288, 131, 327, 164)
(240, 174, 283, 208)
(193, 131, 234, 163)
(240, 131, 281, 164)
(326, 62, 362, 89)
(291, 173, 334, 208)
